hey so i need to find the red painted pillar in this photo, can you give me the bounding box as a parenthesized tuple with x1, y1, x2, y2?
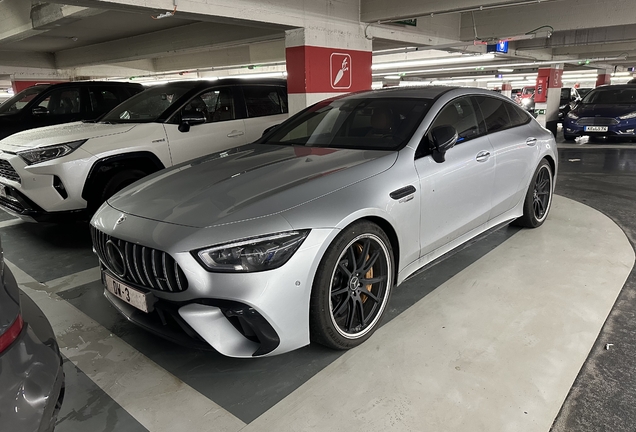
(501, 82, 512, 99)
(285, 27, 372, 114)
(534, 65, 563, 137)
(595, 69, 611, 87)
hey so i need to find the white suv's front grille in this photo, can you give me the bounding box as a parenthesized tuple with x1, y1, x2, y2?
(0, 160, 20, 183)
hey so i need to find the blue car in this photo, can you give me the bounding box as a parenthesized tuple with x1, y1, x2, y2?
(564, 85, 636, 141)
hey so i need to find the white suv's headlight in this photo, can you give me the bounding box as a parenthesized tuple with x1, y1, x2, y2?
(18, 139, 87, 165)
(194, 230, 310, 273)
(618, 111, 636, 120)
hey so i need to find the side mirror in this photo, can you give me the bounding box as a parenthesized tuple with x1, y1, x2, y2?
(32, 106, 48, 116)
(261, 124, 280, 137)
(178, 111, 206, 133)
(430, 125, 458, 163)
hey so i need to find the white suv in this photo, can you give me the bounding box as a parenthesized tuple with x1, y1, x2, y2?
(0, 79, 288, 222)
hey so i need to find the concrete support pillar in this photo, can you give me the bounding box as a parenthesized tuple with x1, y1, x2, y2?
(501, 82, 512, 99)
(285, 23, 372, 114)
(596, 68, 612, 87)
(534, 64, 563, 137)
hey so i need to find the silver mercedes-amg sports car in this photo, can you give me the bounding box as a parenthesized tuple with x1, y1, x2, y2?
(90, 86, 557, 358)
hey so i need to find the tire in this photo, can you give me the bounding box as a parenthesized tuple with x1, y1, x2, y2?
(513, 159, 554, 228)
(89, 169, 146, 212)
(310, 221, 394, 350)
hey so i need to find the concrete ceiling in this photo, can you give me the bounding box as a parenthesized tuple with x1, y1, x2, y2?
(0, 0, 635, 83)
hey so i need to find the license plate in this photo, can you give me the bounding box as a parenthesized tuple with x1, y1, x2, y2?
(0, 184, 6, 199)
(103, 272, 150, 313)
(584, 126, 609, 132)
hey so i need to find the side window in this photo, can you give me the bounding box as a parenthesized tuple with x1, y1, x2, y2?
(277, 86, 289, 114)
(38, 88, 81, 115)
(416, 97, 480, 158)
(429, 97, 480, 144)
(183, 88, 235, 123)
(505, 102, 530, 127)
(89, 87, 122, 114)
(243, 86, 284, 118)
(473, 96, 510, 133)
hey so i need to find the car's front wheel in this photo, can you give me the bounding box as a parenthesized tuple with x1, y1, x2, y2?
(513, 159, 554, 228)
(310, 221, 394, 350)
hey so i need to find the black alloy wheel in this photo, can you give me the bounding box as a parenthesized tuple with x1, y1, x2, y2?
(310, 222, 394, 349)
(514, 159, 553, 228)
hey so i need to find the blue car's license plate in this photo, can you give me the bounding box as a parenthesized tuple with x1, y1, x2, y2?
(584, 126, 608, 132)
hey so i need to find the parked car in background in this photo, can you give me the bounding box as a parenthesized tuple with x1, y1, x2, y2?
(510, 88, 521, 101)
(558, 87, 581, 122)
(516, 86, 535, 109)
(0, 240, 64, 432)
(564, 84, 636, 141)
(91, 86, 557, 358)
(0, 82, 144, 140)
(577, 87, 593, 97)
(0, 79, 289, 222)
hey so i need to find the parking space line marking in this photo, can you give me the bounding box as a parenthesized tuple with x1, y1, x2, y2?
(0, 218, 24, 229)
(7, 260, 247, 432)
(44, 266, 102, 294)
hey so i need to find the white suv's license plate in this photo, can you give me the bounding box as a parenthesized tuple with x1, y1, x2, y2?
(584, 126, 609, 132)
(104, 272, 150, 313)
(0, 184, 6, 199)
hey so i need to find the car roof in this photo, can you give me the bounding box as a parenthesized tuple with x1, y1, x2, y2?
(589, 84, 636, 90)
(145, 78, 286, 90)
(34, 81, 143, 89)
(341, 86, 462, 100)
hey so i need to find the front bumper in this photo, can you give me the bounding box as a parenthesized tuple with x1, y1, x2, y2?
(0, 269, 65, 432)
(563, 119, 636, 137)
(91, 206, 337, 358)
(0, 182, 86, 222)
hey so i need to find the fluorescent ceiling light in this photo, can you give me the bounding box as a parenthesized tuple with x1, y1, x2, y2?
(220, 72, 287, 79)
(399, 81, 430, 86)
(371, 81, 384, 89)
(372, 54, 496, 71)
(498, 68, 515, 73)
(384, 75, 401, 80)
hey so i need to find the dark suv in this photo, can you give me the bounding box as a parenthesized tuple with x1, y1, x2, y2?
(0, 81, 144, 140)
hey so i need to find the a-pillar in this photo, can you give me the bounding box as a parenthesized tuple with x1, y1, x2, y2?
(501, 82, 512, 99)
(285, 23, 372, 114)
(595, 69, 612, 87)
(534, 64, 563, 137)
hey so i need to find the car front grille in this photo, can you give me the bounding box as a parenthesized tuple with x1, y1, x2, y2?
(91, 227, 188, 293)
(576, 117, 619, 126)
(0, 159, 20, 183)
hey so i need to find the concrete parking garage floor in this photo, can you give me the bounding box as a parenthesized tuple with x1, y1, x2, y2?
(5, 135, 636, 432)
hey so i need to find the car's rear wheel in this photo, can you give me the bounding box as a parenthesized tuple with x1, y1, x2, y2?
(513, 159, 553, 228)
(310, 221, 394, 350)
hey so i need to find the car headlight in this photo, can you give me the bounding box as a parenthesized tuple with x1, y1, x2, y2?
(194, 230, 310, 272)
(18, 139, 87, 165)
(567, 111, 579, 120)
(618, 111, 636, 120)
(521, 98, 532, 105)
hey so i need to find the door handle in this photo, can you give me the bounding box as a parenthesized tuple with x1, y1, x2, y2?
(475, 151, 491, 162)
(227, 130, 245, 138)
(390, 185, 416, 200)
(526, 137, 537, 146)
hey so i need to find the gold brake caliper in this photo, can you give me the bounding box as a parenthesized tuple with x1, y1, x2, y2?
(356, 243, 374, 303)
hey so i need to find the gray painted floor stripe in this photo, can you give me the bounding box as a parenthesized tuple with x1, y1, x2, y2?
(8, 260, 246, 432)
(242, 196, 634, 432)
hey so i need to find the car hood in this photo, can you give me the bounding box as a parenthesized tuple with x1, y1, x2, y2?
(108, 144, 397, 228)
(572, 104, 636, 118)
(0, 122, 137, 149)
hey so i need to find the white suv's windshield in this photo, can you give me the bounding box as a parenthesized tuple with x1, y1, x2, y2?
(261, 97, 431, 151)
(0, 85, 50, 115)
(100, 83, 192, 123)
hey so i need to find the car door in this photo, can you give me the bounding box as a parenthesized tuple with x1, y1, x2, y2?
(164, 86, 247, 165)
(414, 96, 496, 257)
(473, 96, 538, 218)
(30, 86, 84, 128)
(240, 85, 290, 142)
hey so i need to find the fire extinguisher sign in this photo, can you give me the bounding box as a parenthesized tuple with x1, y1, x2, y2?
(330, 53, 352, 90)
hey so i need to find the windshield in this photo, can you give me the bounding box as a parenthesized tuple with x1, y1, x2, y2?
(581, 87, 636, 104)
(260, 97, 431, 151)
(100, 83, 192, 123)
(0, 85, 49, 115)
